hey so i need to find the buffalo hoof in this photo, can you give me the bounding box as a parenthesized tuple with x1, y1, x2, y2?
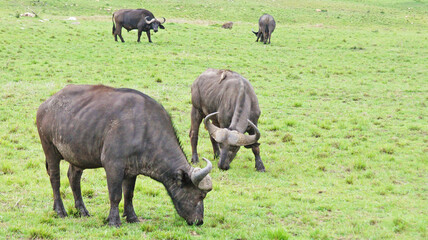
(126, 216, 140, 223)
(53, 202, 68, 218)
(256, 163, 265, 172)
(191, 154, 199, 164)
(107, 219, 121, 228)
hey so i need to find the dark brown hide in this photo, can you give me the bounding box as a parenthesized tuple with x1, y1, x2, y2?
(37, 85, 212, 227)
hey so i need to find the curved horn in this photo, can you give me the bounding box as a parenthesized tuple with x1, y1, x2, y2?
(145, 16, 156, 24)
(156, 17, 166, 24)
(191, 158, 213, 190)
(204, 112, 222, 141)
(234, 119, 261, 146)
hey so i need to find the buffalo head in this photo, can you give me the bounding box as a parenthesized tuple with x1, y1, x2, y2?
(169, 158, 212, 225)
(145, 16, 166, 32)
(204, 112, 260, 170)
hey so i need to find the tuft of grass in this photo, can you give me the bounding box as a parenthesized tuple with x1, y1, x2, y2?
(393, 218, 407, 233)
(282, 133, 293, 142)
(264, 228, 290, 240)
(380, 146, 395, 155)
(1, 163, 14, 174)
(29, 227, 54, 239)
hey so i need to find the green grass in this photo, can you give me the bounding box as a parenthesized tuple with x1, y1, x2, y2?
(0, 0, 427, 239)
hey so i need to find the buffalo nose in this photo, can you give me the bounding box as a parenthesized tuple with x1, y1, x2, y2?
(154, 30, 158, 33)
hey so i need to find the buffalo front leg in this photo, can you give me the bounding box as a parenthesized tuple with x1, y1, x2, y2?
(41, 141, 67, 218)
(122, 176, 139, 223)
(104, 164, 124, 227)
(146, 31, 152, 43)
(67, 164, 90, 217)
(190, 106, 203, 164)
(256, 31, 261, 42)
(252, 144, 265, 172)
(209, 136, 220, 159)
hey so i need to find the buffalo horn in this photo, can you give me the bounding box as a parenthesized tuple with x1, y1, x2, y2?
(190, 158, 212, 190)
(204, 112, 227, 143)
(145, 16, 156, 24)
(234, 119, 261, 146)
(156, 17, 166, 24)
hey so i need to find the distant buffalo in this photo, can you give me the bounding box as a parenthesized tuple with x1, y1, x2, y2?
(252, 14, 276, 44)
(112, 9, 165, 43)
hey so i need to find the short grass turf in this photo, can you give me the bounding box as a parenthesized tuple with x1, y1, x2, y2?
(0, 0, 427, 239)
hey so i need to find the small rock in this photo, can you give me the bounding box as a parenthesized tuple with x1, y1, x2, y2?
(20, 12, 35, 17)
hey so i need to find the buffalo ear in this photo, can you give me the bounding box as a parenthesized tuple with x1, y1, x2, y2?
(175, 169, 189, 187)
(159, 24, 165, 29)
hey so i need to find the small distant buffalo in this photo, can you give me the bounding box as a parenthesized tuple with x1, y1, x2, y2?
(252, 14, 276, 44)
(222, 22, 233, 29)
(112, 9, 165, 43)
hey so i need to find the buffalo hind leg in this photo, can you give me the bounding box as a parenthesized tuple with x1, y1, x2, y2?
(190, 106, 203, 163)
(41, 140, 67, 217)
(104, 163, 124, 227)
(114, 24, 125, 42)
(122, 176, 139, 223)
(137, 29, 143, 42)
(67, 165, 90, 217)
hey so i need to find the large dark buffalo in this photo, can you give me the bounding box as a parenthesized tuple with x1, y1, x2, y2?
(36, 84, 212, 227)
(252, 14, 276, 44)
(190, 69, 265, 172)
(112, 9, 166, 43)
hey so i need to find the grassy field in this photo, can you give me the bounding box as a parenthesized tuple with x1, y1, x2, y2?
(0, 0, 427, 239)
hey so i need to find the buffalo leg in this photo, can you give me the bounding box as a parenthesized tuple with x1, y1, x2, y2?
(137, 29, 142, 42)
(67, 164, 90, 217)
(146, 31, 152, 43)
(209, 136, 220, 159)
(252, 145, 265, 172)
(104, 164, 124, 227)
(114, 24, 125, 42)
(40, 140, 67, 217)
(122, 176, 139, 223)
(190, 106, 203, 164)
(256, 31, 261, 42)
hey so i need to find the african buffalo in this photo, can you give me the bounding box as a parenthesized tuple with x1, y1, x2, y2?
(252, 14, 276, 44)
(112, 9, 165, 43)
(37, 84, 212, 227)
(190, 69, 265, 172)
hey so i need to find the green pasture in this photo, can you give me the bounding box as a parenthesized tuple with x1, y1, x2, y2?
(0, 0, 427, 239)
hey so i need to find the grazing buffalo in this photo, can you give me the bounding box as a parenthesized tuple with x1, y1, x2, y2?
(252, 14, 276, 44)
(37, 84, 213, 227)
(190, 69, 265, 172)
(112, 9, 166, 43)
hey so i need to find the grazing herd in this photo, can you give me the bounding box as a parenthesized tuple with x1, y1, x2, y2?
(37, 8, 276, 227)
